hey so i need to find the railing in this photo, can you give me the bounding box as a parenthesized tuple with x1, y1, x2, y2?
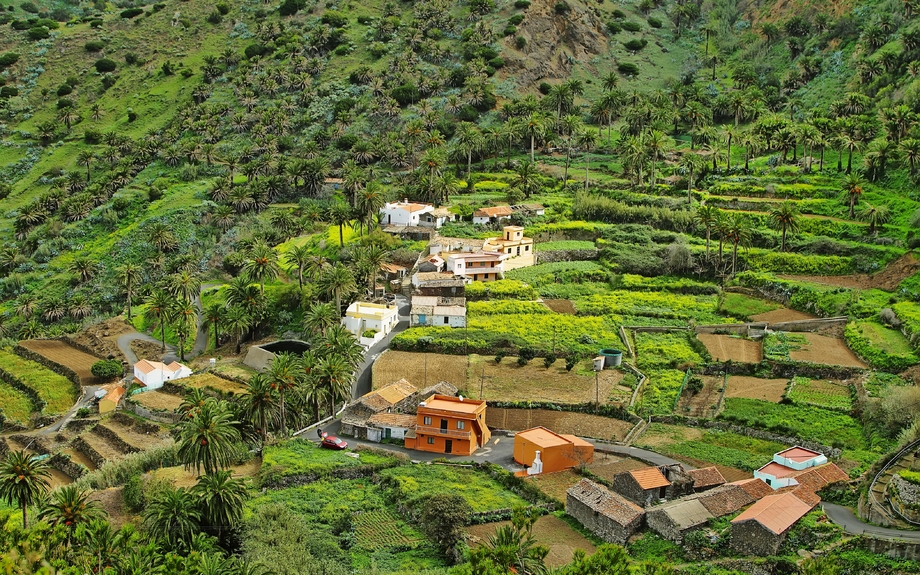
(415, 425, 472, 439)
(868, 438, 920, 518)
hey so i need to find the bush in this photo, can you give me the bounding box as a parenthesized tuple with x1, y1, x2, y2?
(84, 40, 104, 52)
(554, 2, 570, 14)
(0, 86, 18, 98)
(94, 58, 116, 73)
(19, 2, 38, 13)
(538, 82, 552, 94)
(206, 11, 222, 24)
(244, 43, 268, 59)
(127, 110, 137, 122)
(565, 355, 578, 371)
(216, 3, 230, 15)
(517, 356, 529, 366)
(519, 347, 537, 361)
(0, 52, 19, 68)
(544, 353, 556, 368)
(623, 39, 647, 51)
(120, 8, 143, 19)
(56, 98, 73, 109)
(617, 62, 639, 75)
(503, 25, 517, 36)
(648, 17, 662, 28)
(124, 52, 138, 65)
(27, 26, 50, 40)
(122, 473, 144, 512)
(91, 359, 123, 379)
(76, 407, 90, 418)
(321, 10, 348, 27)
(509, 14, 525, 25)
(56, 83, 72, 96)
(514, 0, 531, 7)
(516, 36, 527, 48)
(621, 21, 642, 32)
(495, 352, 506, 364)
(89, 19, 103, 28)
(606, 21, 622, 34)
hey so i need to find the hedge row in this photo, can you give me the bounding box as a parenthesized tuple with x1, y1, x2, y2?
(843, 322, 919, 372)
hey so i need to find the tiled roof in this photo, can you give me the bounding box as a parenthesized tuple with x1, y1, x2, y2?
(688, 466, 727, 489)
(567, 479, 644, 526)
(360, 379, 417, 411)
(776, 446, 823, 462)
(166, 361, 184, 371)
(792, 463, 849, 492)
(731, 492, 816, 535)
(689, 484, 756, 517)
(629, 467, 670, 490)
(730, 478, 774, 500)
(474, 206, 514, 217)
(380, 263, 407, 274)
(368, 413, 418, 429)
(776, 486, 821, 507)
(134, 359, 161, 374)
(103, 386, 126, 404)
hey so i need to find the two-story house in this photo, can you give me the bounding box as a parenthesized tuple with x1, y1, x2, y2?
(404, 394, 490, 455)
(445, 251, 507, 282)
(483, 226, 535, 270)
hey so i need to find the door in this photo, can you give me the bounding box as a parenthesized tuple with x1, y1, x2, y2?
(440, 419, 448, 432)
(384, 428, 391, 440)
(445, 440, 453, 454)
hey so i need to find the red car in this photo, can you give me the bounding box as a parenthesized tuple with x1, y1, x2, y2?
(321, 436, 348, 450)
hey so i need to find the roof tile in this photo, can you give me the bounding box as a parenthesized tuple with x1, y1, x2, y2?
(629, 467, 671, 490)
(731, 492, 816, 535)
(567, 479, 644, 526)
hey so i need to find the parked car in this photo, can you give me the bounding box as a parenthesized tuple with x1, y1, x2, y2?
(321, 436, 348, 450)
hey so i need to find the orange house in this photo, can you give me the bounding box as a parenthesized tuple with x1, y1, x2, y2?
(404, 395, 490, 455)
(513, 427, 594, 474)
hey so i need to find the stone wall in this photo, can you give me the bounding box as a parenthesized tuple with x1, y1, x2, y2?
(612, 474, 657, 506)
(92, 425, 140, 455)
(858, 536, 920, 561)
(535, 249, 599, 264)
(49, 453, 88, 480)
(14, 344, 82, 396)
(888, 475, 920, 524)
(64, 418, 96, 433)
(122, 401, 181, 424)
(730, 521, 783, 556)
(72, 436, 106, 469)
(565, 492, 642, 544)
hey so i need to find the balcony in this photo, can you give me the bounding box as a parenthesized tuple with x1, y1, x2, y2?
(415, 425, 473, 439)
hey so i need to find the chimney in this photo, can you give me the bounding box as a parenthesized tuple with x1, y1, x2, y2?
(404, 198, 409, 204)
(459, 395, 464, 402)
(419, 401, 426, 407)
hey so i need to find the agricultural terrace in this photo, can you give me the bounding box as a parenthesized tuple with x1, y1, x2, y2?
(632, 331, 706, 415)
(763, 332, 867, 368)
(0, 381, 34, 425)
(718, 293, 782, 320)
(697, 334, 762, 363)
(260, 439, 400, 481)
(19, 339, 104, 385)
(785, 377, 854, 411)
(845, 320, 919, 371)
(724, 376, 790, 403)
(182, 372, 247, 395)
(466, 514, 597, 568)
(0, 349, 76, 415)
(635, 423, 785, 475)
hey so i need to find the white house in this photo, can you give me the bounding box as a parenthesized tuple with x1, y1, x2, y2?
(342, 301, 399, 345)
(753, 446, 830, 489)
(133, 359, 192, 390)
(419, 207, 453, 229)
(410, 295, 467, 327)
(473, 205, 514, 225)
(367, 413, 418, 442)
(380, 199, 435, 227)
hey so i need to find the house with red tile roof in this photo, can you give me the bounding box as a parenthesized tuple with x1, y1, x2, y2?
(687, 466, 727, 492)
(380, 199, 437, 227)
(729, 492, 817, 556)
(612, 467, 671, 506)
(133, 359, 191, 391)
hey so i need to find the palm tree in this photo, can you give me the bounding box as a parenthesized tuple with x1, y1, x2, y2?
(901, 138, 920, 178)
(320, 262, 356, 317)
(679, 152, 705, 204)
(284, 245, 312, 290)
(268, 352, 301, 437)
(858, 203, 891, 234)
(224, 306, 252, 354)
(168, 270, 202, 304)
(202, 303, 224, 350)
(193, 470, 248, 543)
(147, 222, 178, 252)
(242, 373, 277, 444)
(356, 181, 386, 230)
(725, 213, 753, 276)
(243, 243, 281, 295)
(356, 244, 390, 295)
(173, 300, 197, 362)
(38, 485, 105, 544)
(77, 150, 95, 181)
(695, 205, 719, 259)
(303, 302, 338, 339)
(576, 129, 600, 191)
(454, 122, 483, 182)
(329, 202, 352, 247)
(116, 263, 142, 321)
(144, 290, 175, 353)
(644, 130, 672, 187)
(0, 450, 51, 529)
(69, 256, 98, 283)
(176, 400, 241, 476)
(473, 522, 548, 575)
(501, 118, 523, 167)
(315, 354, 354, 416)
(143, 486, 201, 546)
(510, 161, 541, 199)
(769, 202, 801, 251)
(842, 174, 864, 219)
(522, 112, 548, 163)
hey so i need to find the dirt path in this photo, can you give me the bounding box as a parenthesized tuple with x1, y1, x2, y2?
(750, 308, 817, 323)
(779, 253, 920, 292)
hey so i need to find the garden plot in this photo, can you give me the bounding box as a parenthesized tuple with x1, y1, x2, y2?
(750, 308, 817, 323)
(59, 447, 96, 472)
(676, 375, 724, 417)
(785, 377, 853, 411)
(789, 333, 867, 368)
(0, 349, 76, 415)
(355, 509, 424, 551)
(697, 334, 762, 363)
(210, 362, 257, 381)
(487, 408, 634, 441)
(466, 515, 596, 568)
(0, 381, 34, 425)
(725, 376, 789, 402)
(523, 469, 583, 502)
(104, 421, 170, 451)
(19, 339, 103, 385)
(372, 351, 468, 390)
(635, 423, 786, 473)
(79, 431, 127, 463)
(133, 390, 183, 411)
(151, 460, 261, 489)
(470, 355, 628, 404)
(542, 299, 577, 314)
(184, 373, 247, 395)
(584, 452, 648, 481)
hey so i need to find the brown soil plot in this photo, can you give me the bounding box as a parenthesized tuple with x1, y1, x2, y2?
(150, 459, 261, 488)
(725, 376, 789, 402)
(104, 422, 170, 451)
(60, 447, 97, 471)
(130, 339, 164, 362)
(676, 375, 724, 418)
(789, 333, 868, 368)
(19, 339, 104, 385)
(749, 307, 817, 323)
(487, 408, 634, 441)
(779, 253, 920, 292)
(542, 299, 577, 314)
(523, 469, 583, 501)
(72, 318, 136, 360)
(184, 373, 247, 395)
(133, 390, 183, 411)
(466, 515, 596, 568)
(698, 334, 762, 363)
(372, 351, 469, 390)
(585, 452, 649, 481)
(81, 431, 128, 462)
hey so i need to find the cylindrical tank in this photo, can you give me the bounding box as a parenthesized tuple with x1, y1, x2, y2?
(599, 348, 623, 367)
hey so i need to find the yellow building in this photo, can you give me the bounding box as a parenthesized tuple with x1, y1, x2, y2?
(484, 226, 535, 270)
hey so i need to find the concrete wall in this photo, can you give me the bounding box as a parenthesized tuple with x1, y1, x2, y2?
(243, 345, 276, 372)
(536, 249, 599, 264)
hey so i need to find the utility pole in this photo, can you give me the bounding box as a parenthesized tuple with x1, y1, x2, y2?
(466, 320, 469, 368)
(595, 370, 599, 407)
(424, 354, 428, 386)
(480, 363, 486, 400)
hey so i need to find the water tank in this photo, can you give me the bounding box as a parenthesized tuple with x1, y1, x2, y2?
(599, 348, 623, 368)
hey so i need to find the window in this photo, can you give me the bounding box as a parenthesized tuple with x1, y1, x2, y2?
(525, 245, 530, 251)
(457, 421, 465, 430)
(423, 416, 432, 425)
(516, 247, 520, 255)
(444, 316, 449, 325)
(427, 437, 435, 445)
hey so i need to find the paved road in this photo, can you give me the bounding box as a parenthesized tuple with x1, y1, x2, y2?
(590, 442, 695, 470)
(116, 332, 179, 365)
(38, 384, 101, 436)
(822, 503, 920, 541)
(352, 294, 410, 399)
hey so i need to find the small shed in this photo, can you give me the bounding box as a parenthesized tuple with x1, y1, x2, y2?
(99, 386, 126, 414)
(566, 478, 644, 545)
(729, 492, 816, 556)
(367, 413, 417, 441)
(513, 427, 594, 474)
(646, 499, 714, 543)
(612, 467, 671, 506)
(687, 466, 727, 492)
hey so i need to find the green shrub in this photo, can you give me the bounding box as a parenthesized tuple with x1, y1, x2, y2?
(621, 21, 642, 32)
(543, 353, 557, 368)
(517, 355, 529, 366)
(56, 83, 72, 96)
(27, 26, 50, 40)
(91, 360, 123, 379)
(321, 10, 348, 27)
(503, 25, 517, 36)
(606, 21, 622, 34)
(554, 2, 570, 14)
(76, 407, 90, 418)
(94, 58, 116, 72)
(216, 3, 230, 15)
(514, 0, 530, 7)
(89, 19, 103, 28)
(120, 8, 143, 19)
(623, 39, 647, 50)
(123, 473, 144, 512)
(648, 17, 662, 28)
(206, 11, 223, 24)
(0, 52, 19, 67)
(516, 36, 527, 48)
(611, 8, 626, 18)
(0, 86, 18, 98)
(84, 40, 104, 52)
(509, 14, 524, 25)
